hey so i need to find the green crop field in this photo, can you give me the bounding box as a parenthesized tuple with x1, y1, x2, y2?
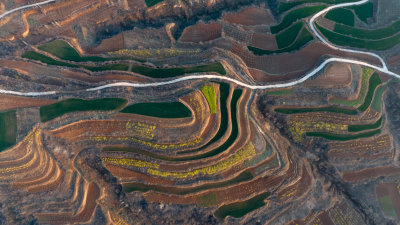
(371, 85, 386, 112)
(349, 1, 373, 23)
(40, 98, 127, 122)
(178, 83, 230, 154)
(348, 116, 383, 132)
(275, 106, 357, 115)
(316, 23, 400, 51)
(22, 51, 226, 77)
(145, 0, 163, 7)
(0, 111, 17, 151)
(201, 85, 217, 114)
(248, 27, 313, 55)
(38, 40, 109, 62)
(276, 22, 304, 49)
(378, 195, 398, 219)
(306, 128, 381, 141)
(330, 67, 373, 106)
(278, 0, 359, 13)
(334, 20, 400, 40)
(357, 73, 382, 112)
(176, 89, 242, 160)
(121, 102, 192, 118)
(214, 192, 270, 219)
(325, 8, 355, 26)
(271, 5, 326, 34)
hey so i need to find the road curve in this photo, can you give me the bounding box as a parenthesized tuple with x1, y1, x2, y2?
(0, 0, 55, 20)
(0, 0, 399, 97)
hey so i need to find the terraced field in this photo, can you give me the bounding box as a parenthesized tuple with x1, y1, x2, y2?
(0, 0, 400, 224)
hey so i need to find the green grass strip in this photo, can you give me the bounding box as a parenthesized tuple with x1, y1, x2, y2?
(122, 170, 253, 195)
(306, 128, 381, 141)
(201, 85, 217, 114)
(38, 40, 110, 62)
(348, 116, 383, 132)
(22, 51, 79, 68)
(275, 106, 357, 115)
(349, 1, 373, 24)
(278, 0, 359, 13)
(371, 84, 386, 112)
(271, 5, 326, 34)
(333, 20, 400, 40)
(325, 8, 355, 26)
(248, 27, 313, 55)
(276, 22, 304, 49)
(316, 23, 400, 51)
(214, 192, 270, 219)
(145, 0, 163, 7)
(177, 89, 242, 160)
(330, 67, 373, 106)
(40, 98, 127, 122)
(357, 72, 381, 111)
(121, 102, 192, 118)
(178, 83, 230, 155)
(22, 51, 226, 77)
(0, 111, 17, 151)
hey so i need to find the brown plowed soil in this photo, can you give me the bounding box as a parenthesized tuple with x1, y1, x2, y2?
(222, 7, 274, 26)
(179, 22, 222, 43)
(88, 33, 124, 54)
(342, 166, 400, 182)
(0, 95, 56, 111)
(304, 63, 352, 88)
(250, 33, 278, 51)
(232, 42, 382, 81)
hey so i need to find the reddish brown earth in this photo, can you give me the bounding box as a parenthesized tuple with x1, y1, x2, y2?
(88, 33, 124, 54)
(0, 95, 56, 111)
(179, 22, 222, 43)
(232, 42, 382, 82)
(304, 63, 352, 88)
(222, 7, 274, 26)
(250, 33, 278, 51)
(342, 166, 400, 182)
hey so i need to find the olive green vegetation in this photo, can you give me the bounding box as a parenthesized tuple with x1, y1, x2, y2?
(276, 72, 381, 115)
(175, 89, 242, 160)
(144, 0, 163, 7)
(266, 89, 294, 96)
(357, 73, 381, 111)
(0, 111, 17, 151)
(275, 106, 358, 115)
(371, 85, 386, 112)
(334, 20, 400, 40)
(38, 40, 110, 62)
(178, 83, 230, 154)
(330, 68, 373, 106)
(121, 102, 192, 118)
(378, 195, 398, 219)
(22, 51, 79, 68)
(105, 84, 230, 161)
(278, 0, 359, 13)
(306, 128, 381, 141)
(122, 170, 253, 195)
(22, 51, 226, 78)
(214, 192, 270, 219)
(271, 5, 326, 34)
(349, 1, 373, 24)
(248, 27, 313, 55)
(325, 8, 355, 26)
(201, 85, 217, 114)
(316, 23, 400, 51)
(276, 22, 304, 49)
(348, 116, 383, 132)
(40, 98, 127, 122)
(37, 40, 143, 62)
(199, 193, 218, 207)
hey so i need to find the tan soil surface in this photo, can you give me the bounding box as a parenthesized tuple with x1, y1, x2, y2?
(222, 7, 274, 26)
